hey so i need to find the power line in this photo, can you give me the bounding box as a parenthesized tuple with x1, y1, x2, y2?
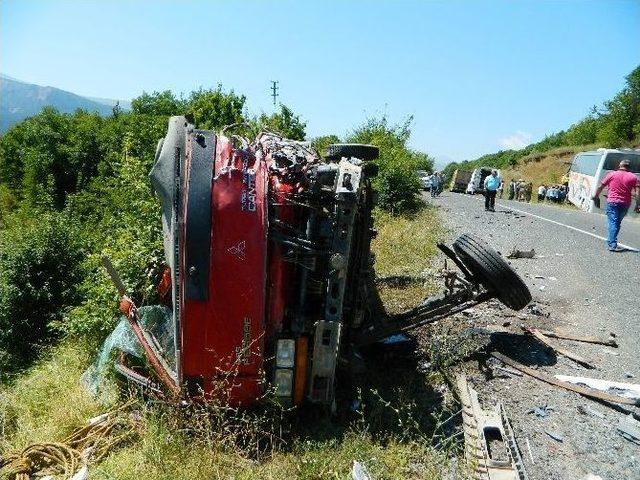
(270, 80, 279, 106)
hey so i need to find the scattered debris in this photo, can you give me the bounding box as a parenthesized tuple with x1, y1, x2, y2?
(527, 304, 544, 316)
(624, 372, 634, 379)
(522, 327, 596, 369)
(351, 460, 373, 480)
(545, 430, 563, 442)
(456, 375, 530, 480)
(507, 248, 536, 259)
(554, 253, 564, 256)
(538, 286, 546, 291)
(533, 275, 545, 279)
(548, 276, 557, 281)
(491, 352, 639, 406)
(616, 414, 640, 445)
(536, 329, 618, 348)
(576, 405, 605, 419)
(554, 375, 640, 401)
(527, 405, 554, 418)
(493, 365, 523, 377)
(602, 349, 620, 356)
(525, 438, 534, 465)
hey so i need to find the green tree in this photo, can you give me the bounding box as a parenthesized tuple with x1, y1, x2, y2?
(0, 108, 105, 210)
(311, 134, 340, 157)
(255, 104, 307, 140)
(348, 116, 429, 214)
(131, 90, 186, 116)
(597, 66, 640, 146)
(186, 86, 246, 130)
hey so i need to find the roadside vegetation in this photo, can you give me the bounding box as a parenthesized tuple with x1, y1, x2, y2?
(442, 65, 640, 185)
(0, 85, 459, 478)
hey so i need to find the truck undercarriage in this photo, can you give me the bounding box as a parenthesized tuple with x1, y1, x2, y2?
(104, 116, 531, 407)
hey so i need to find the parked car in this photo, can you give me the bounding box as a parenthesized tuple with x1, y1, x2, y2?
(417, 170, 432, 190)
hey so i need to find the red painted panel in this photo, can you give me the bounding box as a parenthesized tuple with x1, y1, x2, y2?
(181, 136, 268, 405)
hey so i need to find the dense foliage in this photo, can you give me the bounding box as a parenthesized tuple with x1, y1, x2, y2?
(443, 65, 640, 177)
(0, 214, 84, 379)
(0, 83, 433, 377)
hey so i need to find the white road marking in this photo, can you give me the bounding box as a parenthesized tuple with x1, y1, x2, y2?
(495, 202, 639, 252)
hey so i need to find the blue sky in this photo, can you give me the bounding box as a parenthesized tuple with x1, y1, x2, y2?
(2, 0, 639, 165)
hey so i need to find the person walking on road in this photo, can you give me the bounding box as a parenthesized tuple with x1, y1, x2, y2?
(498, 180, 504, 199)
(430, 172, 442, 198)
(591, 159, 640, 252)
(484, 170, 501, 212)
(508, 180, 516, 200)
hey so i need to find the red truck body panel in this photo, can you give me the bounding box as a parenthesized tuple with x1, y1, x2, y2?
(180, 137, 268, 405)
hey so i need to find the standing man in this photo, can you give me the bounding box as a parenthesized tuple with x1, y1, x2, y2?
(591, 159, 640, 252)
(430, 172, 441, 198)
(497, 180, 505, 199)
(483, 170, 501, 212)
(508, 180, 516, 200)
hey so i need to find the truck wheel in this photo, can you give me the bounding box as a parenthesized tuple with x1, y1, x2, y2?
(325, 144, 379, 161)
(452, 234, 531, 310)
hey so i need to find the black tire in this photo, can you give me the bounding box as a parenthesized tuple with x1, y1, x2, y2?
(452, 234, 531, 310)
(325, 143, 379, 161)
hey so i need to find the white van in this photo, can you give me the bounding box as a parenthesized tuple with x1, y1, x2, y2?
(466, 167, 500, 194)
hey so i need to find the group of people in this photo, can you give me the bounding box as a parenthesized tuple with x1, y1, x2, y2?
(479, 160, 639, 253)
(537, 184, 567, 203)
(507, 179, 533, 202)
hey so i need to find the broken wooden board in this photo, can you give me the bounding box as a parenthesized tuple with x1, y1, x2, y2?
(554, 375, 640, 401)
(537, 329, 617, 348)
(617, 414, 640, 445)
(456, 374, 529, 480)
(491, 352, 639, 406)
(522, 327, 595, 369)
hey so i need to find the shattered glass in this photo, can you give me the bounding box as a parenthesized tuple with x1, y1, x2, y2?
(82, 305, 175, 399)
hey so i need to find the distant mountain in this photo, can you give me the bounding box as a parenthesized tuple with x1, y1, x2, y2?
(0, 74, 130, 133)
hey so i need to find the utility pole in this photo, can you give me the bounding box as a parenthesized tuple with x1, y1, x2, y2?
(270, 80, 279, 106)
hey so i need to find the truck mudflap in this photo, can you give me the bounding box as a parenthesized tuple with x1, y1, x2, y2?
(181, 136, 268, 405)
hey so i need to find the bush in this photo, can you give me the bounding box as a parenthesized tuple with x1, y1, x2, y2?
(62, 154, 164, 338)
(348, 116, 432, 214)
(376, 164, 423, 213)
(0, 214, 84, 378)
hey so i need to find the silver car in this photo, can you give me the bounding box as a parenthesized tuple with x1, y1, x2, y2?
(417, 170, 432, 190)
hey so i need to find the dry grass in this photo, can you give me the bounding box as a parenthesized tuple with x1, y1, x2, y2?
(372, 206, 446, 313)
(0, 341, 108, 451)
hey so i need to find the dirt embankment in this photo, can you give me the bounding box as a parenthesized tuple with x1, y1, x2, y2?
(501, 147, 578, 188)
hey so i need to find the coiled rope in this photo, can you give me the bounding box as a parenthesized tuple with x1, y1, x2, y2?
(1, 400, 138, 480)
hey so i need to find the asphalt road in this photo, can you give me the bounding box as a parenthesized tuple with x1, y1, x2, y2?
(425, 191, 640, 480)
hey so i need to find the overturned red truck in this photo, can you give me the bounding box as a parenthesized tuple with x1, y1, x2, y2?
(107, 116, 531, 407)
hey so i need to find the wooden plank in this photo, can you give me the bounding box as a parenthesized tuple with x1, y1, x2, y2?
(491, 352, 639, 406)
(554, 375, 640, 401)
(537, 329, 617, 348)
(523, 327, 595, 369)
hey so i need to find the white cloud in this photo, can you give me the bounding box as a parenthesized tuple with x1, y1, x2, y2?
(498, 131, 532, 150)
